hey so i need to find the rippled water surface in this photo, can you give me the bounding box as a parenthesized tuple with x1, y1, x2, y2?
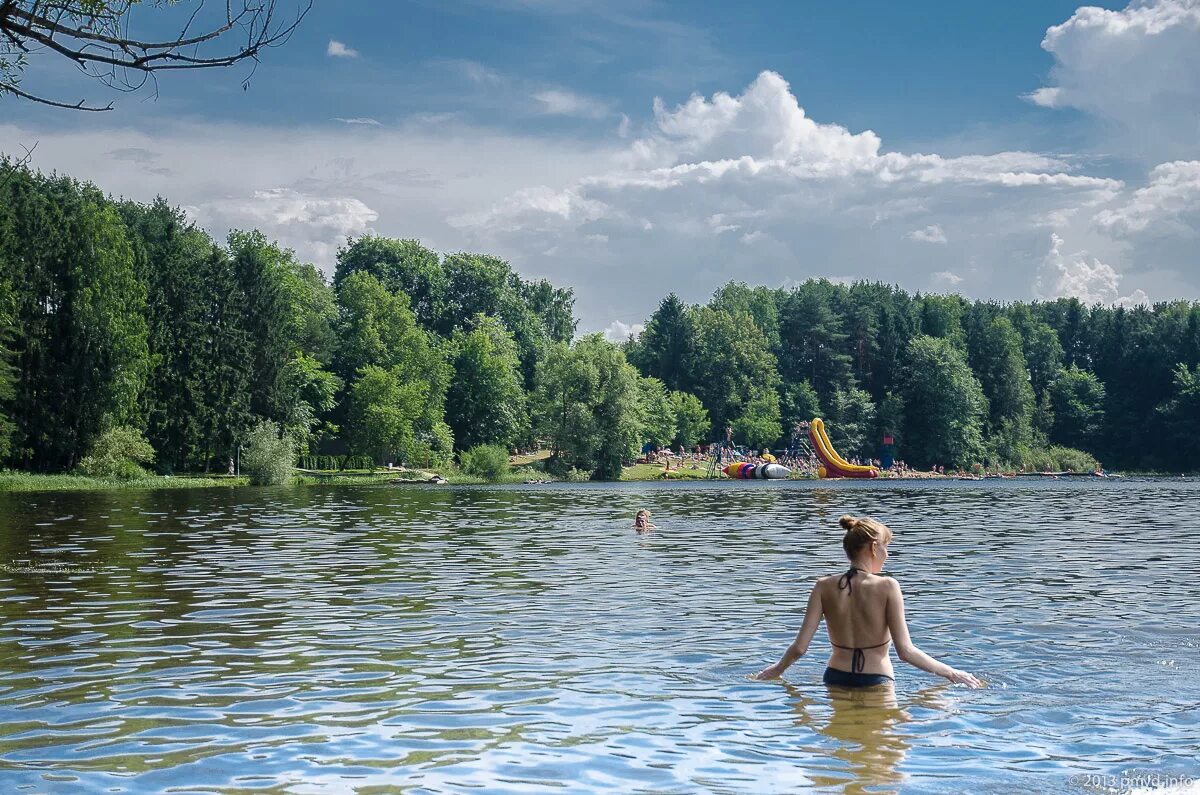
(2, 479, 1199, 794)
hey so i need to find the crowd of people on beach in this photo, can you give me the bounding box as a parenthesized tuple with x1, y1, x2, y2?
(576, 432, 1109, 481)
(634, 441, 945, 479)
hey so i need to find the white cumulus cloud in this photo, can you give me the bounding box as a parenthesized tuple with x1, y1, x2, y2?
(1035, 233, 1149, 306)
(933, 270, 963, 286)
(327, 40, 359, 58)
(908, 224, 947, 244)
(1094, 160, 1200, 236)
(1026, 0, 1200, 162)
(453, 70, 1133, 325)
(603, 320, 645, 342)
(190, 188, 378, 268)
(533, 89, 611, 118)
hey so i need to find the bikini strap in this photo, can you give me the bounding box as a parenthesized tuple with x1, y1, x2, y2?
(830, 638, 891, 673)
(833, 567, 889, 672)
(837, 566, 860, 594)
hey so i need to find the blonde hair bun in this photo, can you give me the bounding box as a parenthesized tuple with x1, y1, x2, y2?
(838, 514, 892, 559)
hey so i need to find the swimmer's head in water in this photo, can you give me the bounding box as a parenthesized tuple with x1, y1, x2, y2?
(839, 514, 892, 567)
(634, 509, 651, 528)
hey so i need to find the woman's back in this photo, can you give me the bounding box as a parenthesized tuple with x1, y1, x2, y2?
(820, 569, 894, 679)
(754, 514, 981, 689)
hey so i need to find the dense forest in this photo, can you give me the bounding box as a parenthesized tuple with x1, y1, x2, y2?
(1, 162, 1198, 478)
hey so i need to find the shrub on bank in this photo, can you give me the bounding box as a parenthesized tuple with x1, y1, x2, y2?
(296, 454, 374, 471)
(460, 444, 510, 482)
(77, 426, 156, 479)
(1020, 445, 1100, 473)
(242, 421, 295, 486)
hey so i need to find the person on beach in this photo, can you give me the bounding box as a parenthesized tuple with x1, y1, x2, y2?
(634, 509, 656, 532)
(755, 514, 981, 688)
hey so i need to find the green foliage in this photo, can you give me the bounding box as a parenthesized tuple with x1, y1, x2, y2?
(0, 166, 149, 470)
(446, 316, 527, 450)
(334, 238, 574, 389)
(1019, 445, 1100, 473)
(637, 376, 677, 448)
(277, 353, 341, 452)
(346, 365, 429, 466)
(625, 294, 694, 392)
(733, 392, 782, 449)
(544, 461, 591, 482)
(533, 335, 642, 479)
(827, 386, 877, 459)
(777, 281, 853, 404)
(1009, 304, 1064, 398)
(1156, 363, 1200, 470)
(460, 444, 511, 481)
(8, 156, 1200, 480)
(0, 275, 14, 460)
(966, 313, 1036, 464)
(296, 454, 374, 471)
(1048, 366, 1106, 451)
(900, 335, 988, 468)
(335, 270, 423, 378)
(335, 237, 446, 328)
(875, 391, 905, 452)
(685, 306, 779, 432)
(77, 426, 156, 479)
(780, 380, 822, 432)
(710, 282, 781, 350)
(120, 200, 244, 472)
(241, 420, 295, 486)
(336, 271, 453, 467)
(522, 278, 577, 345)
(669, 391, 710, 448)
(0, 471, 240, 492)
(918, 294, 966, 345)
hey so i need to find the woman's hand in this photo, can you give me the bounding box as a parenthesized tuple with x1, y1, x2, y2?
(754, 664, 785, 680)
(944, 668, 982, 687)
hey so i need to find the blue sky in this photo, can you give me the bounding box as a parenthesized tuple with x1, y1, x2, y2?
(3, 0, 1198, 333)
(9, 0, 1110, 144)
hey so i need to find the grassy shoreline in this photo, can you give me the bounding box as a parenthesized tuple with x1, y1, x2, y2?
(0, 467, 554, 492)
(0, 472, 248, 492)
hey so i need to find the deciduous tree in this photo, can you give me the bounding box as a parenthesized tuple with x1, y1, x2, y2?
(446, 316, 527, 451)
(900, 336, 987, 469)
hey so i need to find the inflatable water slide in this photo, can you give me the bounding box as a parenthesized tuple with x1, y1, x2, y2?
(809, 418, 878, 479)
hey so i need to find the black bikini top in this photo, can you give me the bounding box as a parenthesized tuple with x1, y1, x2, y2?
(831, 566, 892, 673)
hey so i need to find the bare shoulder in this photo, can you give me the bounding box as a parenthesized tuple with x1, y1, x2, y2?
(814, 574, 839, 592)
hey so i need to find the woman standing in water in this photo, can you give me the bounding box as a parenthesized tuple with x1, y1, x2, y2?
(756, 514, 981, 688)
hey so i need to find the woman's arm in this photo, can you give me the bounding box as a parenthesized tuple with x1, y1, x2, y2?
(885, 579, 981, 687)
(755, 584, 823, 680)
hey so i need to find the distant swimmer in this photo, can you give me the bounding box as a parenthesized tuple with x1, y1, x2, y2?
(634, 509, 657, 532)
(755, 514, 981, 688)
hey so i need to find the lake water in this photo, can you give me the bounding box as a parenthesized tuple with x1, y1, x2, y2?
(1, 479, 1198, 794)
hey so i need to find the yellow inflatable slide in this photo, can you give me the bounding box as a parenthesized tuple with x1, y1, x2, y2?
(809, 418, 878, 478)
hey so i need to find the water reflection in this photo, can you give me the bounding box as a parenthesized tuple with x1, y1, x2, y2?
(782, 681, 934, 794)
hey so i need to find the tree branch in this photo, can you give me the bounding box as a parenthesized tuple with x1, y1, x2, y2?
(1, 80, 110, 109)
(0, 139, 39, 191)
(0, 1, 311, 110)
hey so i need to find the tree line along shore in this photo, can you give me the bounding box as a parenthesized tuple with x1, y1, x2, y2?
(1, 160, 1198, 489)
